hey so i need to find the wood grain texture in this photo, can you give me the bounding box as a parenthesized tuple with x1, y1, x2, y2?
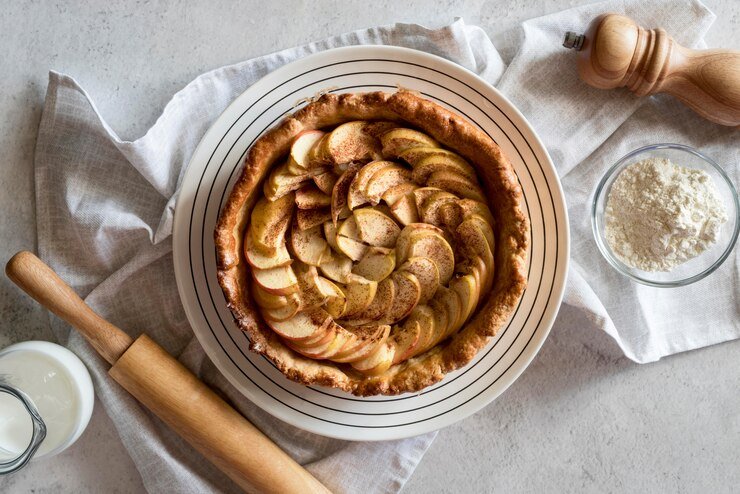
(5, 251, 133, 364)
(5, 251, 331, 494)
(576, 13, 740, 126)
(110, 335, 331, 494)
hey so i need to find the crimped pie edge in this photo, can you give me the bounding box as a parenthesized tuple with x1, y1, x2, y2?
(214, 90, 529, 396)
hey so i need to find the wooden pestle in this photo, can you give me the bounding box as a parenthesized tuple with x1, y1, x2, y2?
(5, 251, 331, 494)
(563, 13, 740, 126)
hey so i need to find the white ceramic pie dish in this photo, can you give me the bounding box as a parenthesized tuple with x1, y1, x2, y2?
(172, 45, 569, 441)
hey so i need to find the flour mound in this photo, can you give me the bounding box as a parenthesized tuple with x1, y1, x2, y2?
(604, 157, 728, 272)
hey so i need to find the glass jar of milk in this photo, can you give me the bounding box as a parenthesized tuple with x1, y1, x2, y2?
(0, 341, 94, 474)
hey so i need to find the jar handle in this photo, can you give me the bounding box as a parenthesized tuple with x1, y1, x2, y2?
(0, 382, 47, 475)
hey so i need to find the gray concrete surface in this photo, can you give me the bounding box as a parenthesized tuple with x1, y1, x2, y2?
(1, 0, 738, 492)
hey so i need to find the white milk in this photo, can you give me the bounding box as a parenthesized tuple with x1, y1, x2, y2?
(0, 342, 94, 463)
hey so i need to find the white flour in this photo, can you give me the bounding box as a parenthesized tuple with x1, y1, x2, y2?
(604, 157, 728, 272)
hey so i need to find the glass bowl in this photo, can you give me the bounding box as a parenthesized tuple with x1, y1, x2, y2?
(592, 143, 739, 287)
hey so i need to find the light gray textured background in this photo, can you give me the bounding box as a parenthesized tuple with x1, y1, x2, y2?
(1, 1, 738, 493)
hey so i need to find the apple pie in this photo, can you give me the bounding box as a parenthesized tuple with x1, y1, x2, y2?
(215, 89, 528, 396)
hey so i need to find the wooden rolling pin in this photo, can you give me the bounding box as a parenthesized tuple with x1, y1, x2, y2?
(5, 251, 331, 494)
(563, 13, 740, 126)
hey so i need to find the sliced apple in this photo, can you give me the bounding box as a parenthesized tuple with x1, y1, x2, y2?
(456, 217, 494, 287)
(251, 264, 299, 295)
(458, 199, 495, 225)
(249, 194, 294, 254)
(340, 275, 378, 318)
(312, 172, 338, 195)
(380, 128, 439, 159)
(427, 170, 486, 203)
(362, 121, 399, 138)
(388, 193, 420, 226)
(411, 187, 447, 214)
(352, 246, 396, 282)
(331, 164, 360, 225)
(307, 133, 330, 167)
(287, 322, 353, 359)
(399, 257, 440, 303)
(244, 229, 292, 270)
(261, 293, 302, 322)
(267, 309, 332, 341)
(320, 121, 383, 166)
(331, 325, 390, 363)
(287, 130, 326, 174)
(450, 274, 478, 327)
(316, 276, 347, 319)
(390, 321, 422, 364)
(407, 232, 455, 285)
(353, 208, 401, 248)
(398, 146, 463, 166)
(411, 154, 477, 183)
(336, 235, 368, 262)
(319, 253, 353, 284)
(420, 191, 458, 228)
(295, 184, 331, 209)
(337, 215, 362, 240)
(433, 285, 463, 338)
(296, 207, 331, 231)
(425, 300, 450, 349)
(322, 221, 340, 254)
(365, 165, 412, 204)
(264, 162, 326, 201)
(351, 342, 395, 375)
(251, 280, 288, 309)
(382, 182, 418, 206)
(395, 223, 446, 264)
(350, 277, 395, 322)
(293, 263, 327, 310)
(467, 214, 495, 254)
(405, 305, 437, 357)
(386, 271, 421, 323)
(290, 222, 330, 266)
(347, 160, 396, 210)
(438, 201, 464, 230)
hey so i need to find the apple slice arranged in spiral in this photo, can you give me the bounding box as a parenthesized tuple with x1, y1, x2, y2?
(353, 208, 401, 248)
(249, 194, 294, 255)
(311, 121, 383, 168)
(332, 325, 390, 364)
(296, 207, 331, 231)
(398, 257, 440, 303)
(340, 274, 378, 318)
(331, 164, 360, 225)
(261, 293, 302, 322)
(380, 128, 439, 159)
(398, 146, 462, 166)
(347, 277, 395, 322)
(389, 321, 421, 364)
(386, 271, 421, 323)
(312, 172, 338, 195)
(365, 165, 412, 204)
(352, 246, 396, 282)
(290, 221, 330, 266)
(252, 263, 299, 296)
(244, 229, 291, 270)
(319, 252, 353, 284)
(347, 160, 397, 210)
(264, 162, 327, 201)
(287, 130, 325, 175)
(427, 170, 486, 203)
(295, 184, 332, 209)
(411, 154, 477, 184)
(267, 308, 332, 342)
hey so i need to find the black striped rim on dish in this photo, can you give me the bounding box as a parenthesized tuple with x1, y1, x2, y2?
(173, 46, 569, 441)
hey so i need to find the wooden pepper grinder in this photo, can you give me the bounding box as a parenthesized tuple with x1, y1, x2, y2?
(563, 13, 740, 126)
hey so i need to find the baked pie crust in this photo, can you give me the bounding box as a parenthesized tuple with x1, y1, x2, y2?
(215, 90, 528, 396)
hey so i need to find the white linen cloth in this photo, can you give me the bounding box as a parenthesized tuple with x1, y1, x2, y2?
(32, 0, 736, 492)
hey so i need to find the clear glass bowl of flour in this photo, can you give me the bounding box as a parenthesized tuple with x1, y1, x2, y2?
(592, 143, 739, 287)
